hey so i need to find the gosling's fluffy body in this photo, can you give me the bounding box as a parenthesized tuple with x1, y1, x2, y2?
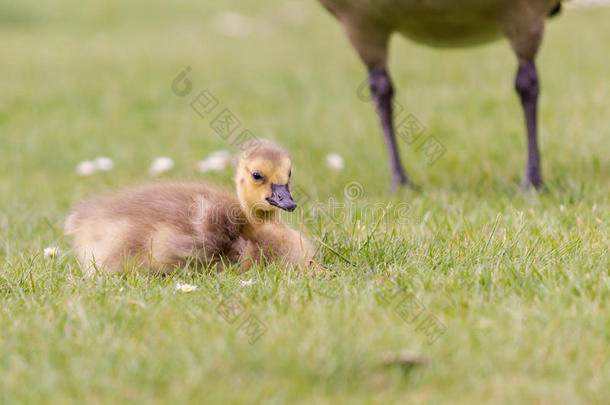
(65, 183, 247, 274)
(65, 143, 313, 275)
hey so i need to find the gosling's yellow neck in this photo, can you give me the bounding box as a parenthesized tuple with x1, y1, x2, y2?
(240, 202, 281, 230)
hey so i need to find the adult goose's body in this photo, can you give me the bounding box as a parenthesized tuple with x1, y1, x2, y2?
(318, 0, 563, 189)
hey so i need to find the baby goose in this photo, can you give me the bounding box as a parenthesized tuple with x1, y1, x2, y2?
(65, 142, 313, 275)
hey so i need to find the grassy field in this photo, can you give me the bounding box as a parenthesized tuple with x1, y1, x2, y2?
(1, 0, 609, 403)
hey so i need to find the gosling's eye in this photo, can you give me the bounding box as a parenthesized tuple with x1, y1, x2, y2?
(252, 171, 264, 181)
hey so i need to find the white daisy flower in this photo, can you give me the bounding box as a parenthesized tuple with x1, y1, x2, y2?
(176, 283, 198, 292)
(93, 156, 114, 171)
(44, 246, 61, 258)
(76, 160, 96, 176)
(240, 278, 253, 287)
(149, 157, 174, 175)
(325, 153, 345, 171)
(197, 150, 232, 173)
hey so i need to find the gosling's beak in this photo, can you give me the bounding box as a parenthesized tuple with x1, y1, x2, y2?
(266, 183, 297, 212)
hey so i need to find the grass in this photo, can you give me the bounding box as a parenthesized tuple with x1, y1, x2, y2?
(1, 0, 609, 403)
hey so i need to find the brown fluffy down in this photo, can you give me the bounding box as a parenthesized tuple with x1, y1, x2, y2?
(65, 182, 314, 275)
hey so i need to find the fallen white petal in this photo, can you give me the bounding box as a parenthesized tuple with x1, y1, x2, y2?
(240, 278, 254, 287)
(44, 246, 61, 258)
(176, 283, 198, 292)
(325, 153, 345, 171)
(197, 150, 232, 172)
(76, 160, 96, 176)
(149, 157, 174, 175)
(93, 157, 114, 171)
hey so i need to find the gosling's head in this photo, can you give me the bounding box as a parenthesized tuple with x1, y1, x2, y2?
(235, 141, 296, 218)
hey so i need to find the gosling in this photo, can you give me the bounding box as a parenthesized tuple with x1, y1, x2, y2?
(65, 142, 314, 275)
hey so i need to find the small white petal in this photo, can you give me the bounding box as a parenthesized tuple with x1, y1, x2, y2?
(93, 157, 114, 171)
(197, 150, 232, 172)
(209, 150, 232, 162)
(76, 160, 96, 176)
(325, 153, 345, 171)
(176, 283, 198, 292)
(240, 278, 253, 287)
(149, 157, 174, 175)
(44, 246, 61, 258)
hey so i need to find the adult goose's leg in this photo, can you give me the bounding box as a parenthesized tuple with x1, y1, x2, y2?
(515, 60, 541, 189)
(369, 67, 409, 189)
(342, 21, 408, 190)
(506, 17, 545, 189)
